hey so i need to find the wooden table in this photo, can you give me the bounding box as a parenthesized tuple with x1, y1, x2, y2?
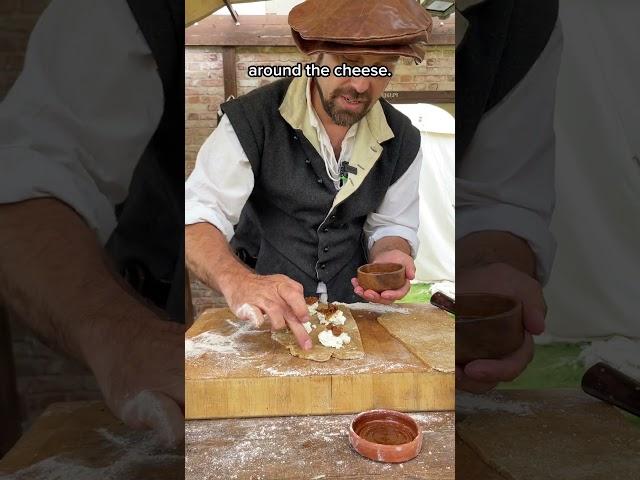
(186, 303, 454, 419)
(455, 389, 640, 479)
(185, 411, 455, 479)
(0, 401, 183, 479)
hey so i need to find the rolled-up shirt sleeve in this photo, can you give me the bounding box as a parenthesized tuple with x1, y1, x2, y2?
(364, 146, 422, 258)
(456, 22, 563, 284)
(185, 114, 255, 241)
(0, 0, 163, 244)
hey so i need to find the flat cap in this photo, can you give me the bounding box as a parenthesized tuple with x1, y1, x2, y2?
(289, 0, 432, 63)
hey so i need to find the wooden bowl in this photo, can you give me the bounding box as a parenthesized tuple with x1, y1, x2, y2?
(357, 263, 406, 293)
(349, 409, 422, 463)
(456, 293, 524, 365)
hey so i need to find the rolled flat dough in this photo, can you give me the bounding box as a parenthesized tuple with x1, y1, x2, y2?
(272, 305, 365, 362)
(376, 307, 454, 373)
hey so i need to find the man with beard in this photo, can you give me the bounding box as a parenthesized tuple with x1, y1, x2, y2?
(185, 0, 432, 349)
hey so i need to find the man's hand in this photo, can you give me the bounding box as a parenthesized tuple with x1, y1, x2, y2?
(351, 248, 416, 305)
(88, 316, 185, 448)
(223, 272, 313, 350)
(186, 223, 312, 350)
(456, 262, 545, 393)
(0, 199, 186, 448)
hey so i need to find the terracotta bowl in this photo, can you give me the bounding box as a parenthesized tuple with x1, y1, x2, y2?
(357, 263, 406, 293)
(349, 409, 422, 463)
(456, 293, 524, 365)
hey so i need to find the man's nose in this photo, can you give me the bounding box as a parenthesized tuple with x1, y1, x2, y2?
(350, 77, 371, 94)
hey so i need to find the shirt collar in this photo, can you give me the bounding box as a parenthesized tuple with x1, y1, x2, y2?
(279, 75, 394, 145)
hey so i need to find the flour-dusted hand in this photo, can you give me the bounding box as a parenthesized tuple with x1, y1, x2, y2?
(87, 316, 185, 449)
(224, 272, 313, 350)
(351, 249, 416, 305)
(456, 262, 545, 393)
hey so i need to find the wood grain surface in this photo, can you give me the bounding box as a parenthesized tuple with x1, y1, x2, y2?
(185, 411, 455, 479)
(185, 304, 454, 419)
(0, 401, 183, 479)
(456, 389, 640, 480)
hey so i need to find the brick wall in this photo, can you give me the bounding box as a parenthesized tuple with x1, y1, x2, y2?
(184, 44, 455, 176)
(185, 47, 225, 176)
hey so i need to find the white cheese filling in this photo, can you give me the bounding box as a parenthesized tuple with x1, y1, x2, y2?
(318, 330, 351, 349)
(317, 310, 346, 326)
(307, 301, 319, 316)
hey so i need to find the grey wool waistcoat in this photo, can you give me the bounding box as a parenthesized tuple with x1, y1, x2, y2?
(220, 78, 420, 302)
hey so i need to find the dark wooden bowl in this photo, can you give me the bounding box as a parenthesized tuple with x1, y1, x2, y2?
(456, 293, 524, 365)
(349, 409, 422, 463)
(357, 263, 406, 293)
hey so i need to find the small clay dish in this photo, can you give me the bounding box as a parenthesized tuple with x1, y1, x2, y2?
(357, 263, 406, 293)
(456, 293, 524, 365)
(349, 409, 422, 463)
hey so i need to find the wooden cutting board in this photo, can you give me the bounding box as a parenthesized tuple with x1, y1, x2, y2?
(456, 389, 640, 479)
(0, 401, 183, 479)
(185, 303, 454, 419)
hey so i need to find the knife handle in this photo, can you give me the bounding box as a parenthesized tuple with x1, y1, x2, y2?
(430, 291, 455, 315)
(581, 362, 640, 418)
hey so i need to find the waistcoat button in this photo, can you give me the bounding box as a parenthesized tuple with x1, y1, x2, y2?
(317, 178, 323, 184)
(320, 263, 326, 269)
(323, 246, 329, 253)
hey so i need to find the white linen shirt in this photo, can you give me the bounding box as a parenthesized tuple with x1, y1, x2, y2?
(456, 21, 563, 285)
(0, 0, 163, 244)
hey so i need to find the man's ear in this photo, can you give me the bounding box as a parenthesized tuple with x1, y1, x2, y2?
(312, 53, 324, 64)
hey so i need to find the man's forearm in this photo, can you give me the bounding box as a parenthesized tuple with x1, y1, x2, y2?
(185, 222, 251, 297)
(0, 198, 159, 366)
(369, 236, 412, 260)
(457, 230, 536, 277)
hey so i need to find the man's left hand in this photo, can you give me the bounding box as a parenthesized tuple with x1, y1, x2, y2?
(351, 249, 415, 304)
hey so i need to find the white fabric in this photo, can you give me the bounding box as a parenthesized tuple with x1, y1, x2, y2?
(542, 0, 640, 340)
(393, 103, 455, 282)
(0, 0, 163, 244)
(305, 80, 358, 188)
(456, 22, 563, 285)
(185, 79, 422, 275)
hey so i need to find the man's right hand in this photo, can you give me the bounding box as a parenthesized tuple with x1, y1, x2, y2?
(87, 315, 185, 448)
(223, 272, 313, 350)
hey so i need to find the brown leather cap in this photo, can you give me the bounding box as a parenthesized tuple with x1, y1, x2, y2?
(289, 0, 432, 63)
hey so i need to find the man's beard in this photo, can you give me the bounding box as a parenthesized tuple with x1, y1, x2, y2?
(316, 81, 372, 127)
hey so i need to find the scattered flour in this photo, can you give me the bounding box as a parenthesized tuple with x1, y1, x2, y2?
(185, 319, 262, 359)
(333, 302, 410, 314)
(578, 336, 640, 381)
(457, 392, 534, 415)
(185, 331, 238, 357)
(7, 428, 181, 480)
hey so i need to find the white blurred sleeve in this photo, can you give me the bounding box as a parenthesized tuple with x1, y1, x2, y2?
(184, 114, 255, 241)
(456, 22, 563, 284)
(0, 0, 163, 244)
(364, 147, 422, 258)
